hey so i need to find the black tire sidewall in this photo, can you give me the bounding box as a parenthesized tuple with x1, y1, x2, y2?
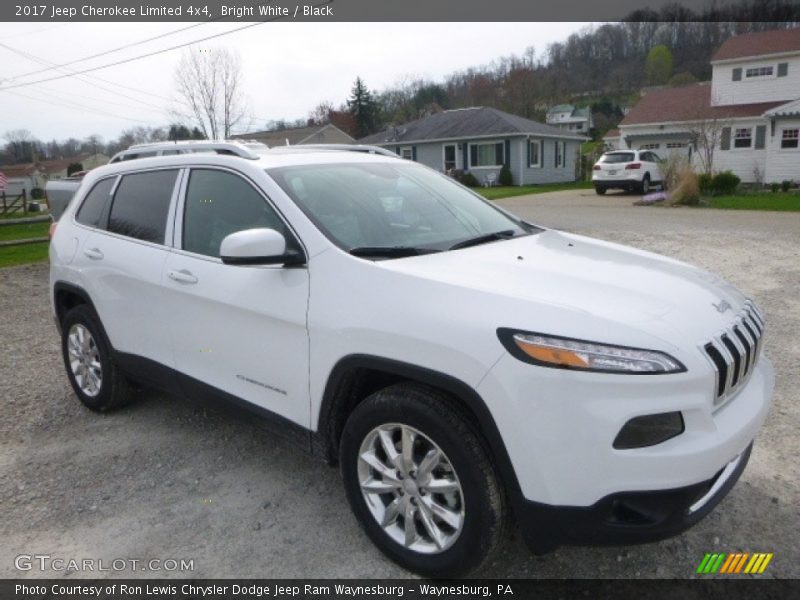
(340, 386, 501, 576)
(61, 305, 116, 411)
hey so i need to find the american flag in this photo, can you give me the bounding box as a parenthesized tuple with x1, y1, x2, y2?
(0, 172, 7, 191)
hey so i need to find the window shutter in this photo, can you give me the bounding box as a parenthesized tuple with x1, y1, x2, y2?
(540, 140, 545, 166)
(755, 125, 766, 149)
(504, 140, 511, 167)
(395, 147, 401, 156)
(527, 141, 531, 167)
(470, 145, 477, 168)
(554, 141, 558, 167)
(777, 62, 788, 77)
(720, 127, 731, 151)
(732, 68, 742, 81)
(412, 146, 417, 161)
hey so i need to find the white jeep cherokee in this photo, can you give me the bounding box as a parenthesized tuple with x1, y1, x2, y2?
(50, 143, 774, 575)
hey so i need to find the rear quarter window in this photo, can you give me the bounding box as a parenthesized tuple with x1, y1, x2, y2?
(75, 177, 115, 228)
(108, 170, 179, 244)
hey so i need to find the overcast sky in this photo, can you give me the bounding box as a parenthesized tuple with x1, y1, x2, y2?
(0, 22, 589, 143)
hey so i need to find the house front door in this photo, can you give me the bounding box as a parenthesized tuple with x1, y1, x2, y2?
(443, 144, 457, 172)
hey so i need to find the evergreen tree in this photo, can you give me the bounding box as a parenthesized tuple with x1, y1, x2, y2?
(347, 77, 379, 138)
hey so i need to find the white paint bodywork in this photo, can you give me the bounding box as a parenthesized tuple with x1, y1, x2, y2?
(50, 150, 774, 508)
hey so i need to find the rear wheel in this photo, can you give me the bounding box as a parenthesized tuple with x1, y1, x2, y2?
(340, 383, 506, 576)
(61, 305, 135, 412)
(640, 174, 651, 194)
(594, 186, 607, 195)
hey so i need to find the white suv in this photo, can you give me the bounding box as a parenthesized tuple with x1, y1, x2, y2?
(592, 150, 664, 194)
(50, 144, 774, 575)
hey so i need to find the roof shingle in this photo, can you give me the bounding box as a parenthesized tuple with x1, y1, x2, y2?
(711, 28, 800, 62)
(620, 83, 785, 126)
(359, 106, 582, 145)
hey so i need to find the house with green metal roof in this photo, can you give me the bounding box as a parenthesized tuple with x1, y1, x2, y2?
(545, 104, 594, 133)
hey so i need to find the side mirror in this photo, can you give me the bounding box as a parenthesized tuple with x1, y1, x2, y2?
(220, 228, 305, 266)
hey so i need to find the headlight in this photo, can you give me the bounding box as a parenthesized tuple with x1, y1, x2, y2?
(497, 329, 685, 374)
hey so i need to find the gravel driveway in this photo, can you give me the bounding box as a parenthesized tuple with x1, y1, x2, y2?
(1, 190, 798, 579)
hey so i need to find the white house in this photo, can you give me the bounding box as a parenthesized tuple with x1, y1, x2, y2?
(618, 28, 800, 183)
(546, 104, 593, 133)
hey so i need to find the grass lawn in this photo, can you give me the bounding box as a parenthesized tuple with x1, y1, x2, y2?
(707, 193, 800, 212)
(0, 221, 50, 242)
(0, 242, 48, 268)
(478, 181, 592, 200)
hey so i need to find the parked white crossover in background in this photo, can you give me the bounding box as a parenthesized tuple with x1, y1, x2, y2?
(50, 143, 773, 575)
(593, 149, 664, 194)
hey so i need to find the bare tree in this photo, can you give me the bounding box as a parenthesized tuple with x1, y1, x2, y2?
(686, 93, 730, 175)
(172, 48, 248, 140)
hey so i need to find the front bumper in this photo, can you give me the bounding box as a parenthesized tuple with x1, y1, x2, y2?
(517, 443, 751, 552)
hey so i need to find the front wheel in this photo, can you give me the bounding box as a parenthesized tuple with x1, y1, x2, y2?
(340, 383, 507, 576)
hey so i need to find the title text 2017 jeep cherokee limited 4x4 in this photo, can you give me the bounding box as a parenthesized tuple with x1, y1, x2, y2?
(50, 143, 774, 575)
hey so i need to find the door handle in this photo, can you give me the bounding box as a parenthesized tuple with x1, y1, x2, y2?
(83, 247, 104, 260)
(168, 269, 198, 284)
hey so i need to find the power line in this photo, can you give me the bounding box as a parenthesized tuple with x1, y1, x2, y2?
(3, 89, 153, 125)
(0, 21, 268, 91)
(7, 22, 211, 81)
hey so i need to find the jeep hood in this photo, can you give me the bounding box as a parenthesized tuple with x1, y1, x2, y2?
(381, 230, 748, 343)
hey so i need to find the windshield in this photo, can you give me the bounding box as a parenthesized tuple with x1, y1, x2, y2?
(267, 162, 537, 254)
(600, 152, 635, 164)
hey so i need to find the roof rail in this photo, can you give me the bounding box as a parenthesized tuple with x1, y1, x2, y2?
(123, 140, 268, 159)
(275, 144, 399, 157)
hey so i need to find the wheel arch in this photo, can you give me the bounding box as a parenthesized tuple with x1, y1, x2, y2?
(53, 281, 98, 332)
(314, 354, 524, 505)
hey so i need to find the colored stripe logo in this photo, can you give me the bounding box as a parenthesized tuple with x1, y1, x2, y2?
(696, 552, 773, 574)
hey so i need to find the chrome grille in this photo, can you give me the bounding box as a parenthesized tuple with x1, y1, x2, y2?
(703, 301, 764, 406)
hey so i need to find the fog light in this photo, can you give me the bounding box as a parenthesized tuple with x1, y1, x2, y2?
(613, 412, 684, 449)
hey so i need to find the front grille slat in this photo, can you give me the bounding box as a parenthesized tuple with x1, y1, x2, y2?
(702, 302, 764, 406)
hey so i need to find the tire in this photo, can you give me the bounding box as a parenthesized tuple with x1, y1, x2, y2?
(61, 304, 135, 412)
(594, 186, 607, 195)
(640, 174, 650, 194)
(340, 383, 507, 576)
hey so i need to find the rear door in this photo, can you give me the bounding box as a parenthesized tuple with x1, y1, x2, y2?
(76, 168, 181, 369)
(162, 167, 310, 427)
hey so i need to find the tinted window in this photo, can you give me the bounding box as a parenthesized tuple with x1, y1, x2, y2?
(183, 169, 287, 258)
(76, 177, 115, 228)
(601, 152, 635, 164)
(108, 170, 178, 244)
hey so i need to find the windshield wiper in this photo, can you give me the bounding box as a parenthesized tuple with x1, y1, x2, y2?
(449, 229, 517, 250)
(349, 246, 440, 258)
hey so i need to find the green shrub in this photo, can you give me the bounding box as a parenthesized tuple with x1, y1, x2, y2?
(30, 187, 45, 200)
(498, 165, 513, 186)
(698, 173, 713, 195)
(711, 171, 740, 195)
(771, 183, 780, 193)
(459, 172, 480, 187)
(781, 180, 792, 192)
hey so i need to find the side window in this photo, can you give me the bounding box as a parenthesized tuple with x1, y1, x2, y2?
(75, 177, 115, 228)
(108, 170, 178, 244)
(182, 169, 287, 258)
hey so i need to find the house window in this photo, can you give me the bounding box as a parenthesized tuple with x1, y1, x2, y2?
(734, 128, 752, 148)
(745, 66, 774, 78)
(529, 140, 542, 168)
(443, 144, 457, 171)
(666, 142, 687, 149)
(555, 141, 565, 168)
(400, 147, 413, 160)
(469, 142, 504, 168)
(639, 143, 661, 150)
(782, 129, 799, 149)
